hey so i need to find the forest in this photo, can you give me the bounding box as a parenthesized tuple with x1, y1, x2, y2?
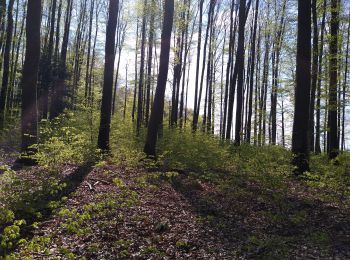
(0, 0, 349, 258)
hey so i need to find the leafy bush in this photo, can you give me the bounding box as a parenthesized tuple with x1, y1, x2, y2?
(109, 116, 145, 168)
(34, 111, 100, 166)
(157, 128, 234, 173)
(307, 153, 350, 205)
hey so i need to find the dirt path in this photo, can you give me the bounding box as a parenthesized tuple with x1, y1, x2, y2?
(15, 164, 235, 259)
(13, 163, 350, 259)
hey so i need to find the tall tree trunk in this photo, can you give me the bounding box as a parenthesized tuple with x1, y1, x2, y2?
(50, 0, 73, 119)
(85, 0, 95, 101)
(195, 0, 216, 131)
(123, 64, 128, 119)
(132, 20, 139, 121)
(136, 0, 148, 135)
(246, 0, 259, 143)
(309, 0, 319, 152)
(97, 0, 119, 151)
(315, 0, 326, 154)
(327, 0, 339, 159)
(342, 7, 350, 152)
(19, 0, 41, 165)
(0, 0, 15, 129)
(234, 0, 249, 145)
(145, 0, 155, 125)
(270, 1, 286, 145)
(192, 0, 204, 131)
(42, 0, 57, 119)
(144, 0, 174, 156)
(292, 0, 312, 174)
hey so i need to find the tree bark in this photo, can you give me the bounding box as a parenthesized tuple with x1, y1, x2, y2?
(97, 0, 119, 151)
(144, 0, 175, 157)
(292, 0, 312, 174)
(327, 0, 339, 159)
(19, 0, 41, 165)
(0, 0, 15, 129)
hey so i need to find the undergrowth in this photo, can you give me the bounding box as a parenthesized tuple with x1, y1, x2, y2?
(1, 107, 350, 258)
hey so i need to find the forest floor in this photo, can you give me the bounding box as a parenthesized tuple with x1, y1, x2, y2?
(7, 160, 350, 259)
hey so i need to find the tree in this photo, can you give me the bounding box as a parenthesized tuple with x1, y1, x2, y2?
(315, 0, 327, 154)
(50, 0, 74, 119)
(309, 0, 319, 152)
(246, 0, 259, 143)
(144, 0, 175, 157)
(42, 0, 57, 119)
(0, 0, 15, 129)
(292, 0, 312, 174)
(97, 0, 119, 151)
(234, 0, 249, 145)
(136, 0, 148, 135)
(327, 0, 340, 159)
(18, 0, 41, 165)
(192, 0, 204, 132)
(342, 7, 350, 152)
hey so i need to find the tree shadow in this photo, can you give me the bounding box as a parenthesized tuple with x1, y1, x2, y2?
(170, 174, 350, 259)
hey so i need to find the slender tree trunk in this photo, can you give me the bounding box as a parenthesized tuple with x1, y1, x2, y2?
(0, 0, 15, 129)
(192, 0, 204, 131)
(341, 8, 350, 152)
(144, 0, 174, 156)
(50, 0, 73, 119)
(315, 0, 326, 154)
(97, 0, 119, 151)
(85, 0, 95, 101)
(0, 0, 5, 41)
(123, 64, 128, 119)
(137, 0, 148, 135)
(145, 0, 155, 125)
(234, 0, 249, 145)
(327, 0, 340, 159)
(132, 20, 139, 121)
(42, 0, 57, 119)
(309, 0, 319, 152)
(246, 0, 259, 143)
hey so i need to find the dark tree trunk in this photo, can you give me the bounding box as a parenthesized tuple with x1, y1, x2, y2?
(292, 0, 312, 174)
(234, 0, 249, 145)
(144, 0, 174, 157)
(19, 0, 41, 165)
(97, 0, 119, 151)
(0, 0, 15, 129)
(327, 0, 339, 159)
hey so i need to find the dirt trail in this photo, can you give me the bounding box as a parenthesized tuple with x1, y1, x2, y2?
(12, 163, 350, 259)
